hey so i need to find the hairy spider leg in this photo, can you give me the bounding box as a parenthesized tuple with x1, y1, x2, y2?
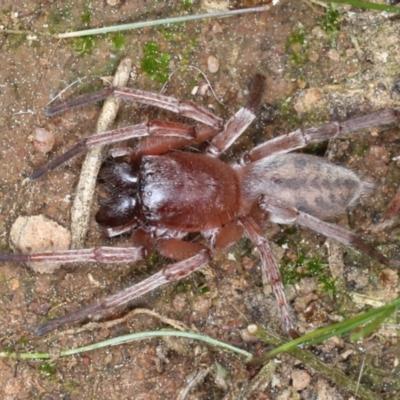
(29, 121, 196, 180)
(206, 74, 266, 157)
(259, 195, 400, 269)
(0, 247, 145, 264)
(46, 74, 267, 160)
(34, 250, 211, 336)
(46, 86, 224, 129)
(243, 109, 398, 163)
(240, 216, 296, 337)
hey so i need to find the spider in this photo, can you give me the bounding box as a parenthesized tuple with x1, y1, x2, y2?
(1, 74, 399, 337)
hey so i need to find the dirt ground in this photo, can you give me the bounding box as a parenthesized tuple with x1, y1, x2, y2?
(0, 0, 400, 399)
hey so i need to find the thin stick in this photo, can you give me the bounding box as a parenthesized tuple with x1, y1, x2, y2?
(70, 57, 132, 248)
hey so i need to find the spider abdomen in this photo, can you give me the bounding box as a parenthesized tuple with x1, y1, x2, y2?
(241, 153, 374, 220)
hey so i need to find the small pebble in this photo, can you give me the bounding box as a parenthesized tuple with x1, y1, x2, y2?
(292, 369, 311, 391)
(212, 22, 223, 34)
(10, 279, 19, 290)
(191, 86, 199, 96)
(307, 50, 319, 63)
(311, 25, 329, 40)
(207, 55, 220, 73)
(327, 48, 340, 62)
(346, 48, 357, 58)
(294, 88, 324, 114)
(33, 127, 55, 153)
(380, 268, 398, 288)
(10, 215, 71, 274)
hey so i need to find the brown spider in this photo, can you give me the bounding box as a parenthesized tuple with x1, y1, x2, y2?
(1, 75, 399, 337)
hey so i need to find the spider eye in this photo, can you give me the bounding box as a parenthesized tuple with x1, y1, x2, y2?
(96, 196, 139, 227)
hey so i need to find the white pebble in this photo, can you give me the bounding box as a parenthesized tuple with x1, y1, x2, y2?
(10, 215, 71, 274)
(207, 55, 220, 74)
(33, 127, 55, 153)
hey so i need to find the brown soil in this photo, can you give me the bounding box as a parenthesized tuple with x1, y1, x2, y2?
(0, 0, 400, 399)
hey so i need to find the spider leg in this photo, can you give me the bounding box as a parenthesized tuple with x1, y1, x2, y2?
(41, 74, 267, 172)
(102, 221, 139, 238)
(46, 86, 223, 129)
(206, 74, 266, 157)
(109, 124, 221, 160)
(243, 109, 399, 163)
(29, 121, 196, 180)
(239, 215, 296, 337)
(34, 249, 211, 336)
(157, 239, 208, 261)
(259, 195, 400, 269)
(0, 246, 145, 264)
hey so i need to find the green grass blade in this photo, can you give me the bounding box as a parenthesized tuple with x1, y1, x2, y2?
(56, 6, 269, 39)
(0, 329, 253, 361)
(262, 296, 400, 359)
(323, 0, 400, 13)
